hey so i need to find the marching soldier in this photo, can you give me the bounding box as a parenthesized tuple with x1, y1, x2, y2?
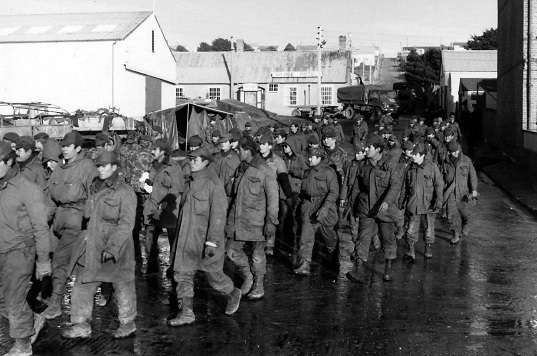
(62, 152, 137, 339)
(287, 121, 306, 155)
(226, 136, 279, 299)
(322, 126, 348, 187)
(0, 142, 52, 356)
(294, 147, 339, 275)
(441, 142, 478, 244)
(43, 132, 98, 319)
(15, 136, 47, 190)
(447, 112, 463, 141)
(352, 115, 368, 148)
(168, 147, 241, 326)
(400, 143, 444, 262)
(346, 135, 402, 283)
(213, 133, 241, 197)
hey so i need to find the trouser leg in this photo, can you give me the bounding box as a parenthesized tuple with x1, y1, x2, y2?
(379, 220, 397, 260)
(458, 201, 471, 228)
(51, 232, 80, 298)
(174, 271, 195, 298)
(132, 193, 144, 263)
(355, 216, 377, 262)
(70, 281, 99, 324)
(251, 241, 267, 276)
(114, 280, 137, 324)
(227, 241, 250, 270)
(277, 199, 292, 252)
(320, 224, 337, 253)
(205, 271, 234, 295)
(146, 223, 162, 270)
(447, 198, 462, 234)
(425, 213, 436, 244)
(337, 226, 355, 262)
(406, 215, 420, 244)
(0, 248, 35, 338)
(297, 218, 315, 263)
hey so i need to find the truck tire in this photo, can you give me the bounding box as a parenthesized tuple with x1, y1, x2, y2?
(291, 108, 301, 117)
(344, 107, 355, 119)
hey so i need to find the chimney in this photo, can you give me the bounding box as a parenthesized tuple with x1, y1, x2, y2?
(339, 35, 347, 51)
(236, 39, 245, 52)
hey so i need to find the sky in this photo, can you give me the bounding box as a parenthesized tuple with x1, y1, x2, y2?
(1, 0, 497, 56)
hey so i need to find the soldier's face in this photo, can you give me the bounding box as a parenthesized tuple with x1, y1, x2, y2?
(97, 163, 117, 180)
(405, 150, 413, 158)
(308, 155, 321, 167)
(239, 147, 252, 161)
(189, 156, 207, 172)
(291, 125, 298, 133)
(412, 152, 425, 165)
(152, 147, 165, 160)
(62, 144, 79, 161)
(35, 141, 44, 152)
(323, 137, 336, 148)
(231, 141, 239, 149)
(445, 135, 454, 143)
(355, 151, 366, 161)
(275, 136, 285, 144)
(220, 140, 231, 151)
(259, 142, 272, 155)
(366, 145, 379, 158)
(212, 137, 219, 144)
(15, 148, 32, 162)
(104, 141, 115, 152)
(283, 145, 292, 155)
(46, 160, 58, 172)
(450, 150, 460, 159)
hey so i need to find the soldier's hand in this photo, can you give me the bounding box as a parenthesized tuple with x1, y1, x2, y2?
(35, 260, 52, 280)
(471, 190, 478, 199)
(378, 202, 389, 213)
(204, 242, 218, 258)
(264, 223, 277, 237)
(101, 251, 116, 264)
(339, 199, 347, 208)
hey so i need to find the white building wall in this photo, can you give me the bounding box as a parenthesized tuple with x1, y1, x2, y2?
(0, 41, 113, 112)
(445, 71, 497, 113)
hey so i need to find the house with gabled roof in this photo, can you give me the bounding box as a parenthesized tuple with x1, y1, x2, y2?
(0, 11, 176, 119)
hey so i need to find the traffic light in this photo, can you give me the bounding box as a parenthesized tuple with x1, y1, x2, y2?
(316, 26, 326, 49)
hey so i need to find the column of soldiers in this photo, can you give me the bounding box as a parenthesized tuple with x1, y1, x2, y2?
(0, 111, 477, 356)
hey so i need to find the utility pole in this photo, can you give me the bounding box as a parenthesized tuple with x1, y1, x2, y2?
(316, 26, 326, 117)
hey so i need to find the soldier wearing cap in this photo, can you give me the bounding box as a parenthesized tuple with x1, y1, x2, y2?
(33, 132, 50, 153)
(447, 112, 463, 141)
(88, 132, 109, 161)
(287, 121, 306, 155)
(42, 139, 62, 174)
(213, 133, 241, 197)
(43, 131, 98, 320)
(415, 117, 428, 137)
(352, 114, 368, 148)
(258, 133, 291, 256)
(3, 132, 20, 151)
(208, 129, 221, 154)
(403, 117, 419, 140)
(332, 117, 345, 144)
(229, 128, 242, 154)
(425, 126, 442, 164)
(62, 152, 137, 339)
(188, 135, 203, 152)
(203, 117, 219, 144)
(242, 122, 253, 137)
(143, 138, 185, 275)
(0, 142, 53, 355)
(226, 136, 279, 300)
(399, 143, 443, 262)
(273, 128, 288, 156)
(168, 146, 241, 326)
(307, 134, 320, 149)
(441, 142, 478, 244)
(346, 135, 403, 283)
(394, 140, 416, 240)
(294, 146, 339, 275)
(322, 126, 349, 189)
(15, 136, 47, 190)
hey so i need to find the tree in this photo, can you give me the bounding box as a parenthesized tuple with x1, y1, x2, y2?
(244, 43, 254, 51)
(261, 46, 278, 51)
(197, 42, 213, 52)
(175, 44, 188, 52)
(284, 43, 296, 51)
(403, 48, 442, 107)
(211, 38, 232, 51)
(465, 28, 497, 50)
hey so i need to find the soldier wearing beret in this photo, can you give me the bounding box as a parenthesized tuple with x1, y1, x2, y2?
(0, 142, 53, 355)
(15, 136, 47, 190)
(43, 132, 98, 319)
(294, 147, 339, 275)
(346, 135, 403, 283)
(440, 142, 478, 244)
(168, 147, 241, 326)
(3, 132, 20, 151)
(62, 152, 137, 339)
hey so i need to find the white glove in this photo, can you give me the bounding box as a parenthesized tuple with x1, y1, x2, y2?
(139, 171, 150, 184)
(143, 183, 153, 194)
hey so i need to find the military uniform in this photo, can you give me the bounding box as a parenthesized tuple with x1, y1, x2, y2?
(287, 131, 306, 156)
(352, 120, 368, 147)
(64, 153, 137, 339)
(18, 152, 47, 190)
(213, 149, 241, 197)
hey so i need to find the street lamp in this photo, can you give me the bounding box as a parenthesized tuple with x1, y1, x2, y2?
(316, 26, 326, 116)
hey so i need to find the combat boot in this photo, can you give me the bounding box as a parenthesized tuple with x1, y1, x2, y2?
(61, 322, 91, 339)
(112, 321, 136, 339)
(247, 276, 264, 300)
(405, 241, 416, 263)
(167, 297, 195, 327)
(450, 231, 460, 245)
(293, 260, 311, 276)
(30, 313, 46, 344)
(346, 259, 366, 283)
(424, 243, 433, 259)
(41, 294, 62, 320)
(239, 268, 253, 296)
(225, 288, 241, 315)
(4, 338, 32, 356)
(383, 259, 393, 282)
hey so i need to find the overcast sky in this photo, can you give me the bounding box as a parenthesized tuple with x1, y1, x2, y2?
(1, 0, 497, 56)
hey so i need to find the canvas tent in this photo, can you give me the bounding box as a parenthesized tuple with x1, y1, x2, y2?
(145, 103, 234, 149)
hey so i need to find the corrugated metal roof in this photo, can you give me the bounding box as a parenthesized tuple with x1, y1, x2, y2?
(0, 11, 152, 43)
(174, 50, 350, 84)
(442, 50, 497, 73)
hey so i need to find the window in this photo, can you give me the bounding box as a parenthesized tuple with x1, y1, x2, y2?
(151, 30, 155, 53)
(289, 87, 297, 105)
(208, 87, 221, 100)
(321, 86, 332, 105)
(269, 83, 279, 92)
(176, 87, 184, 99)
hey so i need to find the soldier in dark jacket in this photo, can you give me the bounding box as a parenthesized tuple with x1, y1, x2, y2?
(226, 137, 279, 300)
(346, 135, 403, 283)
(0, 142, 52, 356)
(441, 142, 478, 244)
(15, 136, 47, 190)
(447, 112, 463, 141)
(294, 147, 339, 275)
(213, 133, 241, 197)
(168, 147, 241, 327)
(322, 126, 348, 187)
(43, 132, 98, 319)
(352, 115, 368, 148)
(62, 152, 137, 339)
(287, 121, 306, 155)
(400, 143, 444, 262)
